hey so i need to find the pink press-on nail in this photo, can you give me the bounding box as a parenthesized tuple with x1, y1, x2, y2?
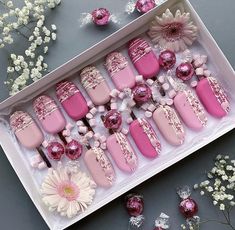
(174, 90, 207, 131)
(128, 38, 160, 79)
(80, 66, 111, 106)
(153, 105, 185, 146)
(84, 147, 116, 188)
(106, 132, 138, 173)
(196, 77, 230, 118)
(10, 111, 51, 168)
(129, 118, 161, 158)
(103, 110, 138, 173)
(56, 81, 89, 121)
(10, 111, 44, 149)
(33, 95, 66, 134)
(105, 52, 136, 90)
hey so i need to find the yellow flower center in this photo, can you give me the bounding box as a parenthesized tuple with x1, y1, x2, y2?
(57, 181, 79, 201)
(64, 186, 75, 196)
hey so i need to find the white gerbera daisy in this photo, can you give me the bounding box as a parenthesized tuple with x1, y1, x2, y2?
(148, 9, 198, 52)
(41, 162, 96, 218)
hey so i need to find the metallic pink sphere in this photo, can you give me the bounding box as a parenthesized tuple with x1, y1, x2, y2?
(176, 62, 194, 81)
(92, 8, 110, 26)
(136, 0, 156, 13)
(133, 83, 152, 104)
(65, 140, 83, 160)
(126, 194, 144, 217)
(103, 110, 122, 130)
(159, 50, 176, 70)
(47, 141, 64, 160)
(179, 198, 198, 218)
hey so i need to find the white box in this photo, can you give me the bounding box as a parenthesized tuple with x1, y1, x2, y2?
(0, 0, 235, 229)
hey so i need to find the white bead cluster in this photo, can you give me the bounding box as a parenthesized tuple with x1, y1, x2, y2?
(76, 120, 93, 137)
(93, 133, 107, 150)
(30, 153, 47, 170)
(75, 120, 93, 147)
(1, 0, 61, 95)
(192, 54, 211, 78)
(61, 123, 76, 142)
(111, 88, 135, 114)
(117, 87, 136, 123)
(86, 101, 97, 127)
(110, 89, 120, 110)
(148, 75, 175, 116)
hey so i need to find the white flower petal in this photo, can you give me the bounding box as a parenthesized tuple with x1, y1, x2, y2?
(43, 194, 61, 208)
(57, 198, 68, 212)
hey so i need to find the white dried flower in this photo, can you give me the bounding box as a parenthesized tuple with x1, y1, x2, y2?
(51, 24, 57, 30)
(226, 165, 233, 170)
(43, 46, 48, 53)
(51, 32, 56, 40)
(213, 200, 218, 206)
(230, 201, 235, 206)
(6, 1, 14, 8)
(219, 203, 225, 211)
(207, 186, 213, 192)
(193, 184, 199, 189)
(7, 67, 14, 73)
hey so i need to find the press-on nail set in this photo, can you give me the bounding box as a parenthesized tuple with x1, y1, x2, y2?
(1, 1, 235, 228)
(9, 31, 231, 200)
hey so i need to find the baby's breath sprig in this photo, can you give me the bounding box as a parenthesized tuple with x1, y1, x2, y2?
(193, 154, 235, 230)
(0, 0, 61, 95)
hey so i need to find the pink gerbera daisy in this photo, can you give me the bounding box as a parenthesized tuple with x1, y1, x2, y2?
(148, 9, 198, 52)
(41, 162, 96, 218)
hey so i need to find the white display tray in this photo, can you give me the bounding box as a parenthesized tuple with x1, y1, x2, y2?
(0, 0, 235, 229)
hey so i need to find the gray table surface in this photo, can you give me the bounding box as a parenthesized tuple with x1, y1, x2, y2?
(0, 0, 235, 229)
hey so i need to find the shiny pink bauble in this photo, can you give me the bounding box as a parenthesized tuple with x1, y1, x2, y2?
(135, 0, 156, 13)
(133, 83, 152, 104)
(65, 140, 83, 160)
(104, 109, 122, 130)
(179, 198, 198, 218)
(47, 141, 64, 160)
(126, 194, 144, 217)
(159, 50, 176, 70)
(176, 62, 194, 81)
(92, 8, 110, 26)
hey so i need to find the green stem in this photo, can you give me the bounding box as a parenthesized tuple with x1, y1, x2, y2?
(227, 209, 231, 223)
(14, 29, 29, 40)
(0, 1, 6, 7)
(201, 210, 235, 230)
(222, 210, 230, 224)
(200, 219, 230, 225)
